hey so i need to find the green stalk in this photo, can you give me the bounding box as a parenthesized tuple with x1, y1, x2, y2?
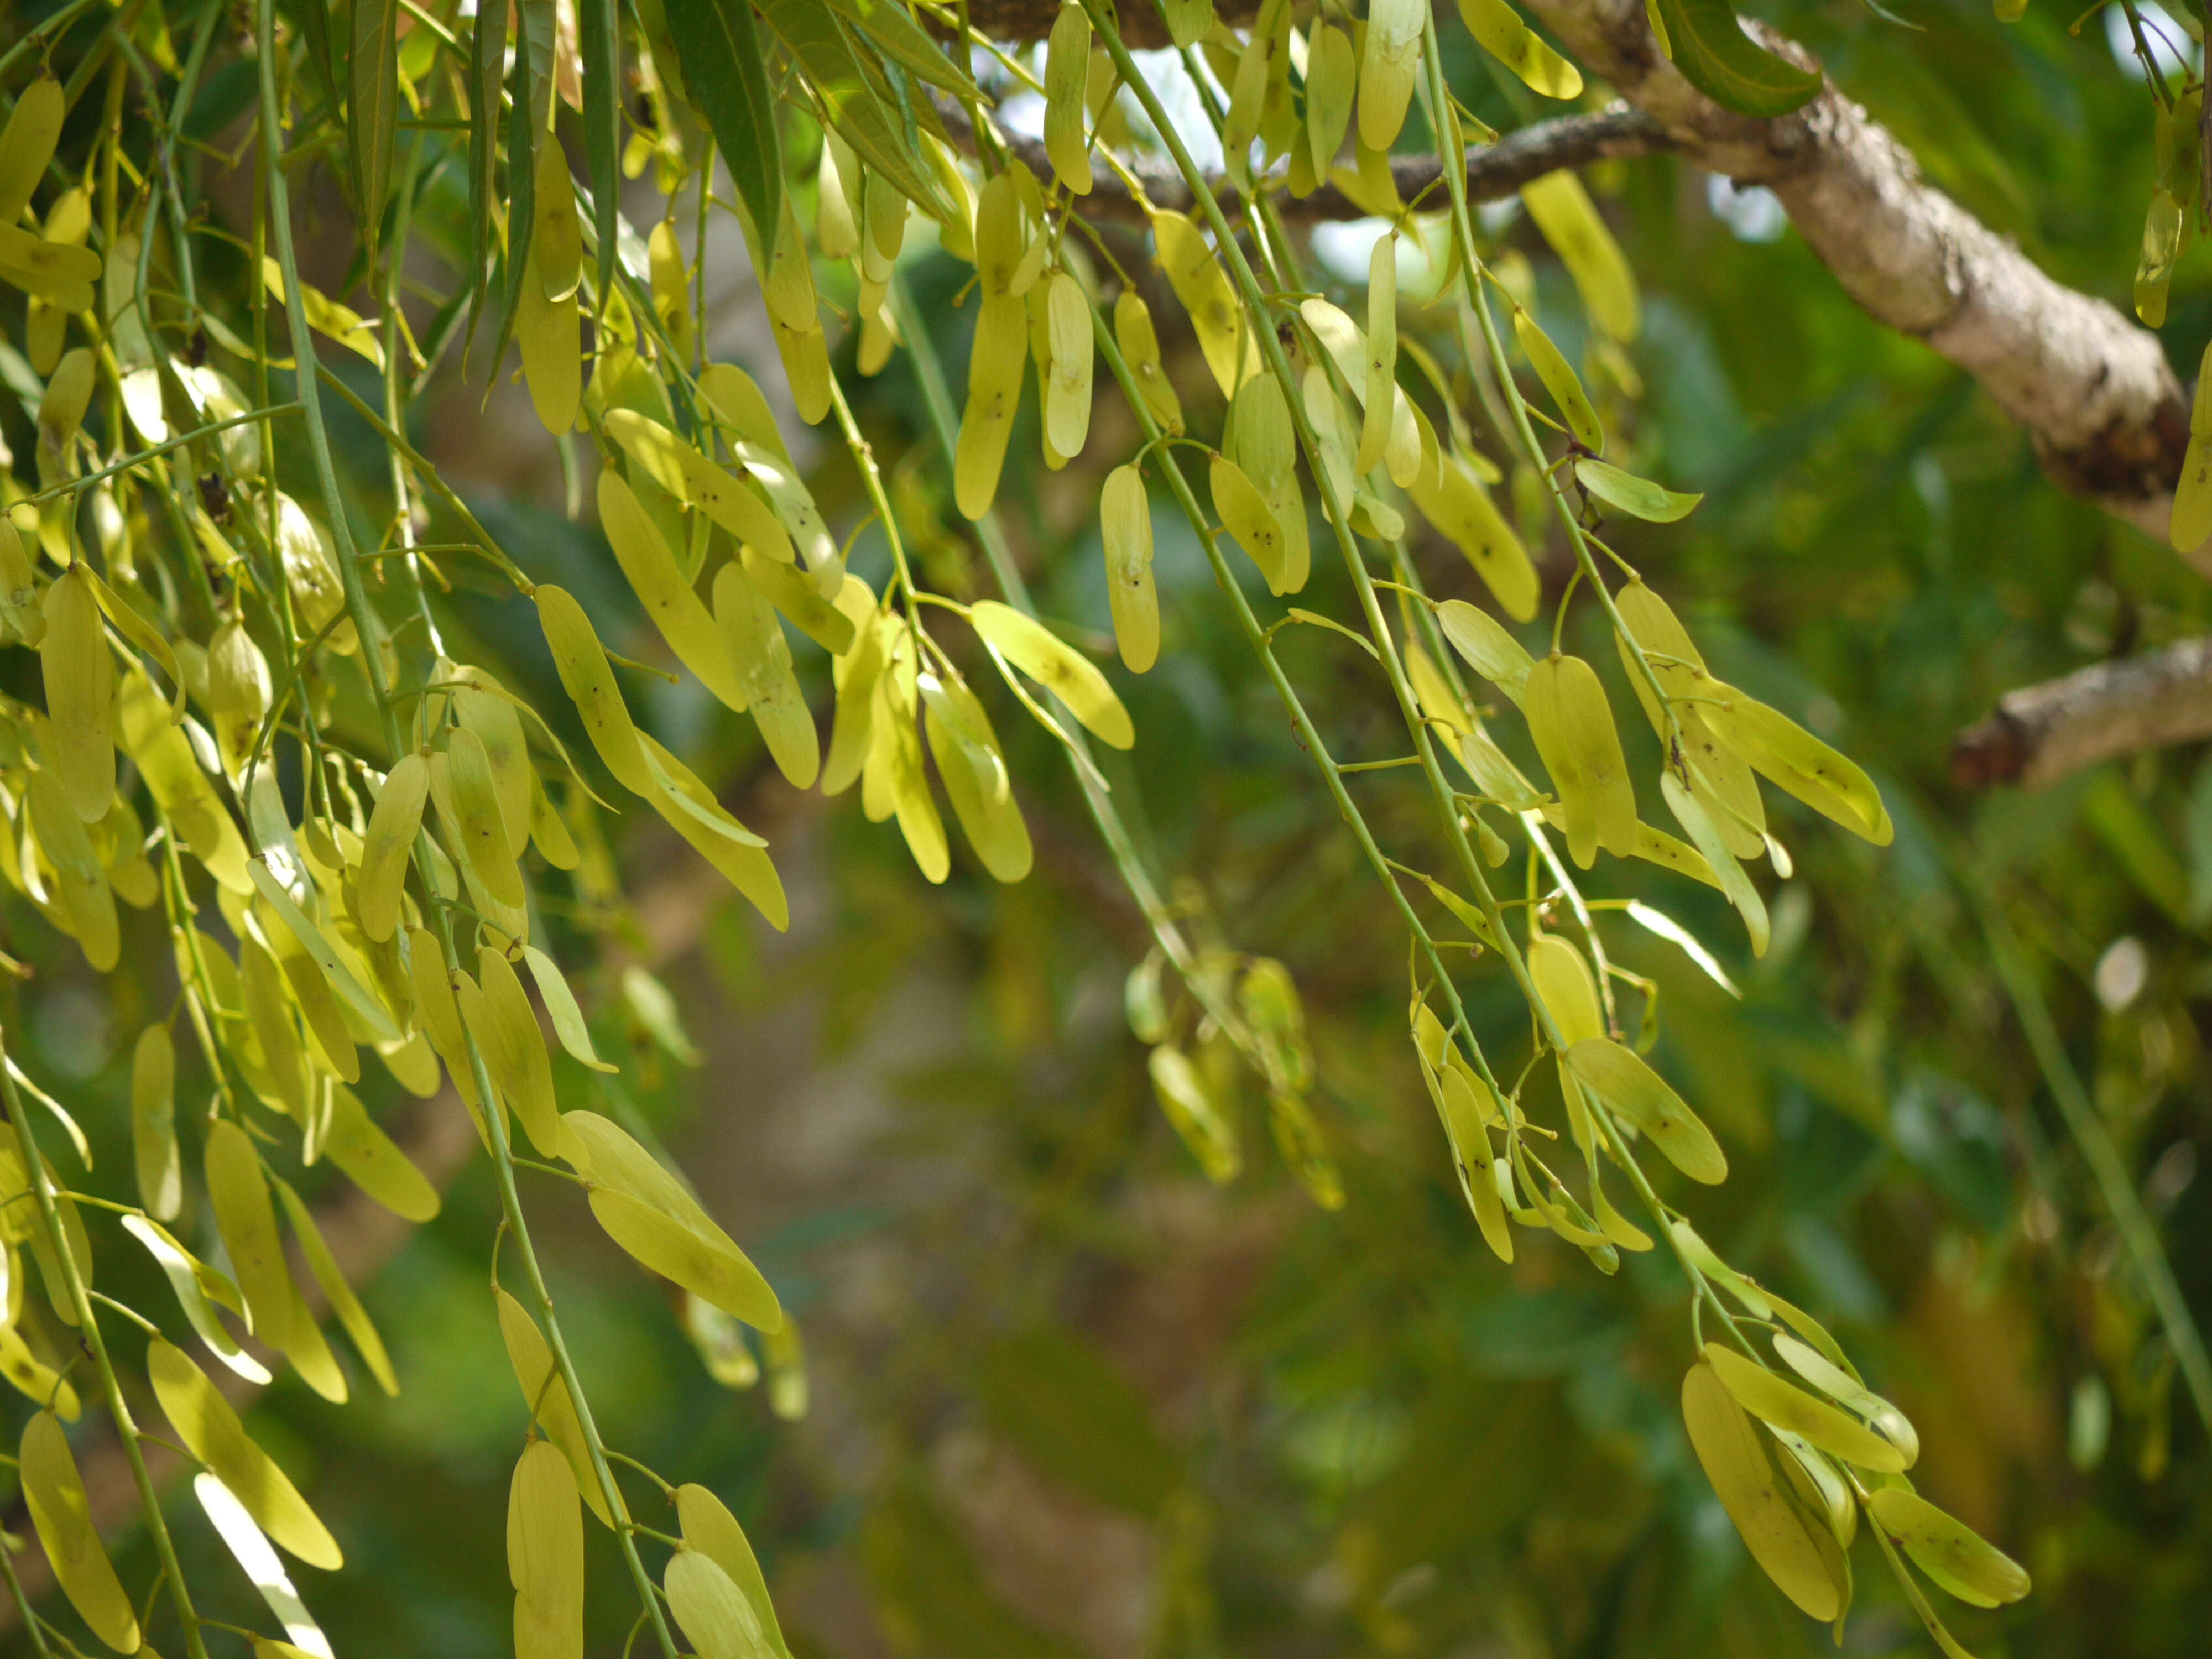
(1963, 863, 2212, 1430)
(1073, 2, 1756, 1346)
(888, 272, 1267, 1060)
(0, 1039, 211, 1659)
(252, 6, 681, 1650)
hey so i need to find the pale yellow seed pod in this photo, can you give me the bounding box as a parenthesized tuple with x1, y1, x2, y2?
(926, 133, 978, 263)
(207, 618, 273, 784)
(406, 925, 480, 1111)
(1526, 933, 1605, 1047)
(1613, 581, 1765, 859)
(816, 132, 860, 259)
(509, 1438, 585, 1659)
(358, 753, 429, 943)
(1303, 364, 1357, 508)
(825, 608, 888, 798)
(263, 900, 360, 1081)
(675, 1485, 788, 1651)
(1458, 0, 1584, 100)
(0, 76, 66, 225)
(742, 544, 853, 651)
(517, 255, 583, 436)
(1152, 212, 1243, 397)
(1406, 453, 1539, 622)
(27, 765, 118, 969)
(1161, 0, 1214, 49)
(757, 190, 817, 337)
(954, 293, 1029, 520)
(1044, 4, 1095, 194)
(1210, 455, 1288, 596)
(969, 599, 1134, 749)
(530, 776, 582, 872)
(1358, 234, 1399, 475)
(535, 141, 583, 302)
(1114, 290, 1181, 433)
(924, 674, 1032, 883)
(535, 585, 654, 795)
(1043, 270, 1093, 459)
(449, 666, 533, 858)
(713, 563, 818, 788)
(1513, 308, 1604, 453)
(461, 945, 562, 1155)
(1306, 23, 1357, 177)
(647, 219, 694, 364)
(22, 1411, 140, 1653)
(1150, 1044, 1241, 1182)
(274, 494, 358, 654)
(495, 1291, 611, 1525)
(36, 347, 95, 489)
(205, 1118, 295, 1352)
(974, 171, 1025, 299)
(1358, 0, 1425, 152)
(1521, 169, 1637, 342)
(859, 171, 906, 286)
(1222, 17, 1275, 180)
(0, 516, 43, 645)
(1102, 465, 1159, 673)
(147, 1338, 341, 1568)
(132, 1024, 181, 1220)
(39, 566, 116, 823)
(665, 1548, 768, 1659)
(597, 470, 744, 710)
(1524, 653, 1637, 868)
(446, 726, 525, 909)
(1226, 373, 1308, 594)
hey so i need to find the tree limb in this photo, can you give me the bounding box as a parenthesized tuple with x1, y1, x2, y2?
(1952, 637, 2212, 789)
(962, 0, 2193, 557)
(1512, 0, 2196, 565)
(951, 100, 1673, 222)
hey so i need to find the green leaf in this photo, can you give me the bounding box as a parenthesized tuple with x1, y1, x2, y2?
(484, 0, 554, 382)
(820, 0, 980, 97)
(465, 0, 508, 343)
(290, 0, 342, 130)
(757, 0, 950, 216)
(580, 0, 624, 305)
(349, 0, 400, 255)
(1573, 457, 1703, 523)
(518, 0, 558, 137)
(666, 0, 787, 264)
(1867, 1487, 2031, 1608)
(1648, 0, 1821, 118)
(1565, 1037, 1728, 1184)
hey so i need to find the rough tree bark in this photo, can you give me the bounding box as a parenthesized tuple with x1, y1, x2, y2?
(1951, 638, 2212, 789)
(947, 98, 1673, 221)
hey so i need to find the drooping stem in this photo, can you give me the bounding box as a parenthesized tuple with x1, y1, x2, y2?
(889, 272, 1270, 1062)
(1962, 858, 2212, 1430)
(0, 1037, 211, 1659)
(252, 4, 680, 1648)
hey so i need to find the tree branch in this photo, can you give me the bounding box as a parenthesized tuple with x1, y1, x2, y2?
(1951, 637, 2212, 788)
(1514, 0, 2196, 566)
(952, 100, 1673, 222)
(948, 0, 1255, 47)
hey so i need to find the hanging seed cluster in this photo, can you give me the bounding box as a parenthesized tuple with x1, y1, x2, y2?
(0, 0, 2043, 1651)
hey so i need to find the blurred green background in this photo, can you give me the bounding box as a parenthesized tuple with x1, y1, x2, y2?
(8, 0, 2212, 1654)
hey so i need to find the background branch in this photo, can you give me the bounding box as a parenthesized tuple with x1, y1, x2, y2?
(947, 100, 1672, 221)
(1516, 0, 2197, 564)
(1952, 638, 2212, 789)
